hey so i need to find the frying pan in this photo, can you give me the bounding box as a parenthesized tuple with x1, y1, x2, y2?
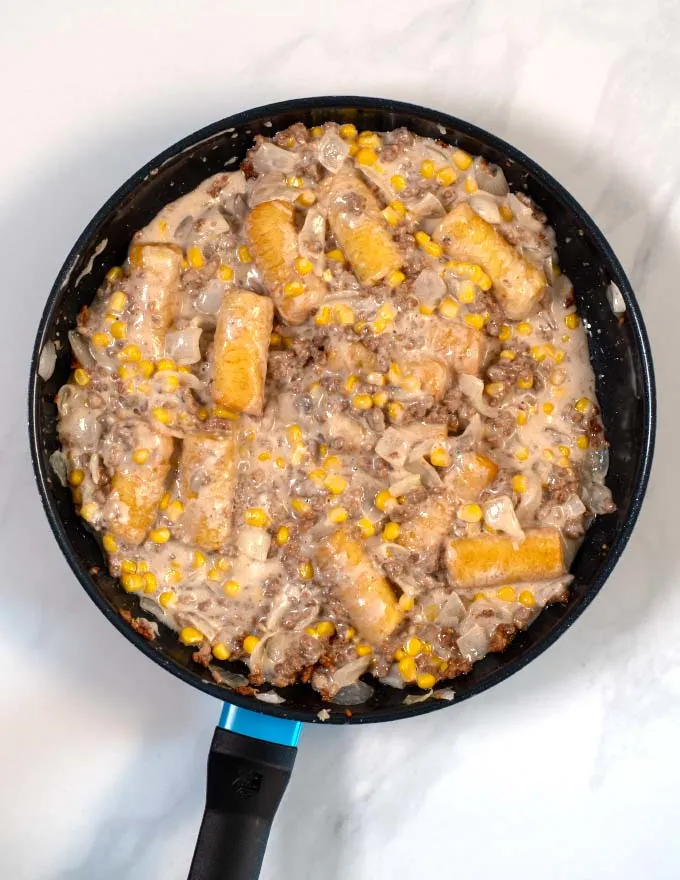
(28, 96, 656, 880)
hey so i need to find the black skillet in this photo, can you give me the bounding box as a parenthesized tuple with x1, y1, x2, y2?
(28, 97, 656, 880)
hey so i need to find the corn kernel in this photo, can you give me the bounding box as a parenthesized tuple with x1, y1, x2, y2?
(155, 492, 169, 512)
(375, 489, 392, 512)
(398, 657, 417, 681)
(357, 517, 376, 538)
(333, 303, 355, 325)
(436, 166, 457, 186)
(177, 626, 204, 647)
(212, 405, 239, 420)
(417, 673, 436, 690)
(485, 382, 504, 397)
(99, 533, 117, 554)
(165, 500, 184, 523)
(143, 572, 158, 593)
(463, 313, 486, 330)
(550, 369, 567, 386)
(382, 206, 401, 227)
(419, 304, 435, 315)
(285, 424, 303, 447)
(156, 591, 176, 610)
(190, 551, 205, 569)
(108, 289, 127, 313)
(453, 149, 473, 170)
(356, 644, 373, 657)
(516, 322, 532, 336)
(222, 579, 240, 598)
(326, 248, 345, 262)
(237, 245, 252, 263)
(91, 331, 111, 348)
(500, 204, 514, 222)
(564, 313, 580, 330)
(387, 269, 405, 288)
(324, 474, 348, 496)
(211, 642, 230, 661)
(458, 503, 483, 523)
(298, 560, 314, 580)
(543, 402, 555, 415)
(518, 590, 536, 608)
(136, 359, 154, 379)
(352, 393, 373, 410)
(498, 324, 512, 342)
(420, 160, 435, 179)
(149, 528, 171, 544)
(575, 397, 591, 414)
(576, 435, 590, 450)
(497, 586, 516, 602)
(119, 344, 142, 363)
(121, 572, 145, 593)
(514, 447, 530, 462)
(458, 280, 476, 304)
(387, 401, 404, 421)
(79, 502, 99, 523)
(107, 266, 123, 283)
(373, 391, 388, 407)
(187, 246, 204, 270)
(499, 351, 515, 362)
(356, 147, 378, 166)
(464, 177, 478, 194)
(68, 468, 85, 488)
(244, 508, 270, 528)
(284, 280, 305, 298)
(152, 407, 173, 425)
(430, 447, 451, 468)
(129, 448, 151, 467)
(517, 375, 534, 390)
(508, 475, 527, 497)
(543, 448, 555, 461)
(401, 375, 421, 393)
(390, 174, 407, 193)
(382, 521, 401, 542)
(401, 638, 421, 658)
(339, 123, 357, 140)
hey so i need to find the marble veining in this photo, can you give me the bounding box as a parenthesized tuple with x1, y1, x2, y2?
(0, 0, 675, 877)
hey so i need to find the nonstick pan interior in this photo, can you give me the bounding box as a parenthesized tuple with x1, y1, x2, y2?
(28, 96, 656, 724)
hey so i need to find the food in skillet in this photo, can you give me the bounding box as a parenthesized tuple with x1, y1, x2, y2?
(54, 122, 615, 700)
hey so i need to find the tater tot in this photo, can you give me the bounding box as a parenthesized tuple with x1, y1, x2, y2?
(126, 243, 183, 357)
(178, 432, 237, 552)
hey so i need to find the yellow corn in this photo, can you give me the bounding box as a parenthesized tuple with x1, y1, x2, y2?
(143, 572, 158, 593)
(543, 402, 555, 415)
(464, 177, 478, 194)
(149, 528, 171, 544)
(564, 313, 580, 330)
(292, 498, 310, 515)
(118, 344, 141, 363)
(517, 375, 534, 390)
(386, 269, 406, 288)
(187, 246, 204, 269)
(333, 303, 355, 325)
(373, 391, 388, 407)
(500, 204, 514, 222)
(102, 533, 118, 553)
(286, 175, 303, 189)
(91, 331, 111, 348)
(224, 580, 241, 597)
(138, 359, 154, 378)
(121, 560, 137, 575)
(453, 149, 473, 170)
(430, 448, 451, 468)
(106, 267, 123, 282)
(212, 643, 231, 661)
(558, 445, 571, 458)
(352, 393, 373, 410)
(121, 572, 144, 593)
(401, 375, 421, 392)
(167, 500, 184, 522)
(358, 517, 376, 538)
(328, 507, 349, 524)
(375, 489, 392, 512)
(404, 637, 423, 656)
(356, 644, 373, 657)
(299, 560, 314, 580)
(576, 435, 590, 450)
(382, 206, 401, 227)
(71, 368, 90, 387)
(79, 501, 98, 522)
(324, 474, 348, 495)
(212, 406, 239, 420)
(192, 551, 206, 569)
(515, 447, 530, 461)
(390, 174, 407, 192)
(498, 324, 512, 342)
(310, 126, 324, 138)
(575, 397, 591, 414)
(398, 657, 417, 681)
(382, 521, 401, 542)
(316, 620, 336, 637)
(216, 264, 234, 283)
(518, 590, 536, 608)
(294, 256, 314, 276)
(463, 313, 486, 330)
(159, 591, 176, 609)
(398, 594, 415, 611)
(237, 245, 252, 263)
(420, 160, 435, 179)
(68, 468, 85, 487)
(339, 123, 357, 140)
(131, 448, 150, 466)
(109, 290, 127, 312)
(356, 147, 378, 166)
(244, 508, 270, 528)
(242, 635, 260, 654)
(152, 407, 173, 425)
(458, 280, 476, 304)
(387, 401, 404, 421)
(516, 322, 533, 336)
(326, 248, 345, 263)
(512, 474, 527, 494)
(500, 350, 515, 361)
(497, 586, 516, 602)
(419, 304, 435, 315)
(543, 449, 554, 461)
(179, 626, 204, 646)
(516, 411, 528, 426)
(286, 424, 303, 446)
(458, 503, 483, 523)
(485, 382, 504, 397)
(284, 280, 305, 298)
(436, 166, 457, 186)
(417, 673, 437, 690)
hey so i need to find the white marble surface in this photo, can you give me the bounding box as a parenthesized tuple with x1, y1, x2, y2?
(0, 0, 675, 876)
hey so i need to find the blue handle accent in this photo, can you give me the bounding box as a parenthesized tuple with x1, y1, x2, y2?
(219, 704, 302, 747)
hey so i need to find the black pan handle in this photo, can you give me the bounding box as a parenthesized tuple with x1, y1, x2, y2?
(187, 726, 297, 880)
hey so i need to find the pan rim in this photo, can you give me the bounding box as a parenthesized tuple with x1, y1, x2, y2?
(28, 95, 656, 724)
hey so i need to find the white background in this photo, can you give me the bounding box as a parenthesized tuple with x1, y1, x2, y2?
(0, 1, 676, 877)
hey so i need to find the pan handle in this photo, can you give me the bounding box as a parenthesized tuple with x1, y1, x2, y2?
(187, 705, 301, 880)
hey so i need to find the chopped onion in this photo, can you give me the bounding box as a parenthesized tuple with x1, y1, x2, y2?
(251, 142, 298, 175)
(317, 708, 331, 721)
(209, 666, 249, 688)
(329, 412, 368, 450)
(408, 192, 446, 221)
(403, 690, 433, 705)
(165, 327, 202, 364)
(506, 193, 543, 232)
(358, 165, 395, 202)
(195, 280, 225, 315)
(69, 330, 95, 369)
(318, 131, 350, 173)
(468, 192, 501, 224)
(375, 428, 411, 468)
(255, 690, 286, 705)
(406, 456, 443, 488)
(474, 159, 509, 196)
(437, 592, 466, 626)
(332, 679, 374, 706)
(388, 472, 421, 496)
(38, 340, 57, 381)
(457, 374, 498, 417)
(329, 655, 371, 690)
(49, 450, 68, 487)
(483, 495, 525, 543)
(607, 282, 626, 314)
(456, 623, 488, 661)
(412, 269, 446, 307)
(581, 481, 615, 515)
(298, 207, 326, 274)
(434, 688, 455, 701)
(237, 526, 271, 561)
(563, 493, 587, 520)
(248, 174, 299, 208)
(380, 663, 406, 689)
